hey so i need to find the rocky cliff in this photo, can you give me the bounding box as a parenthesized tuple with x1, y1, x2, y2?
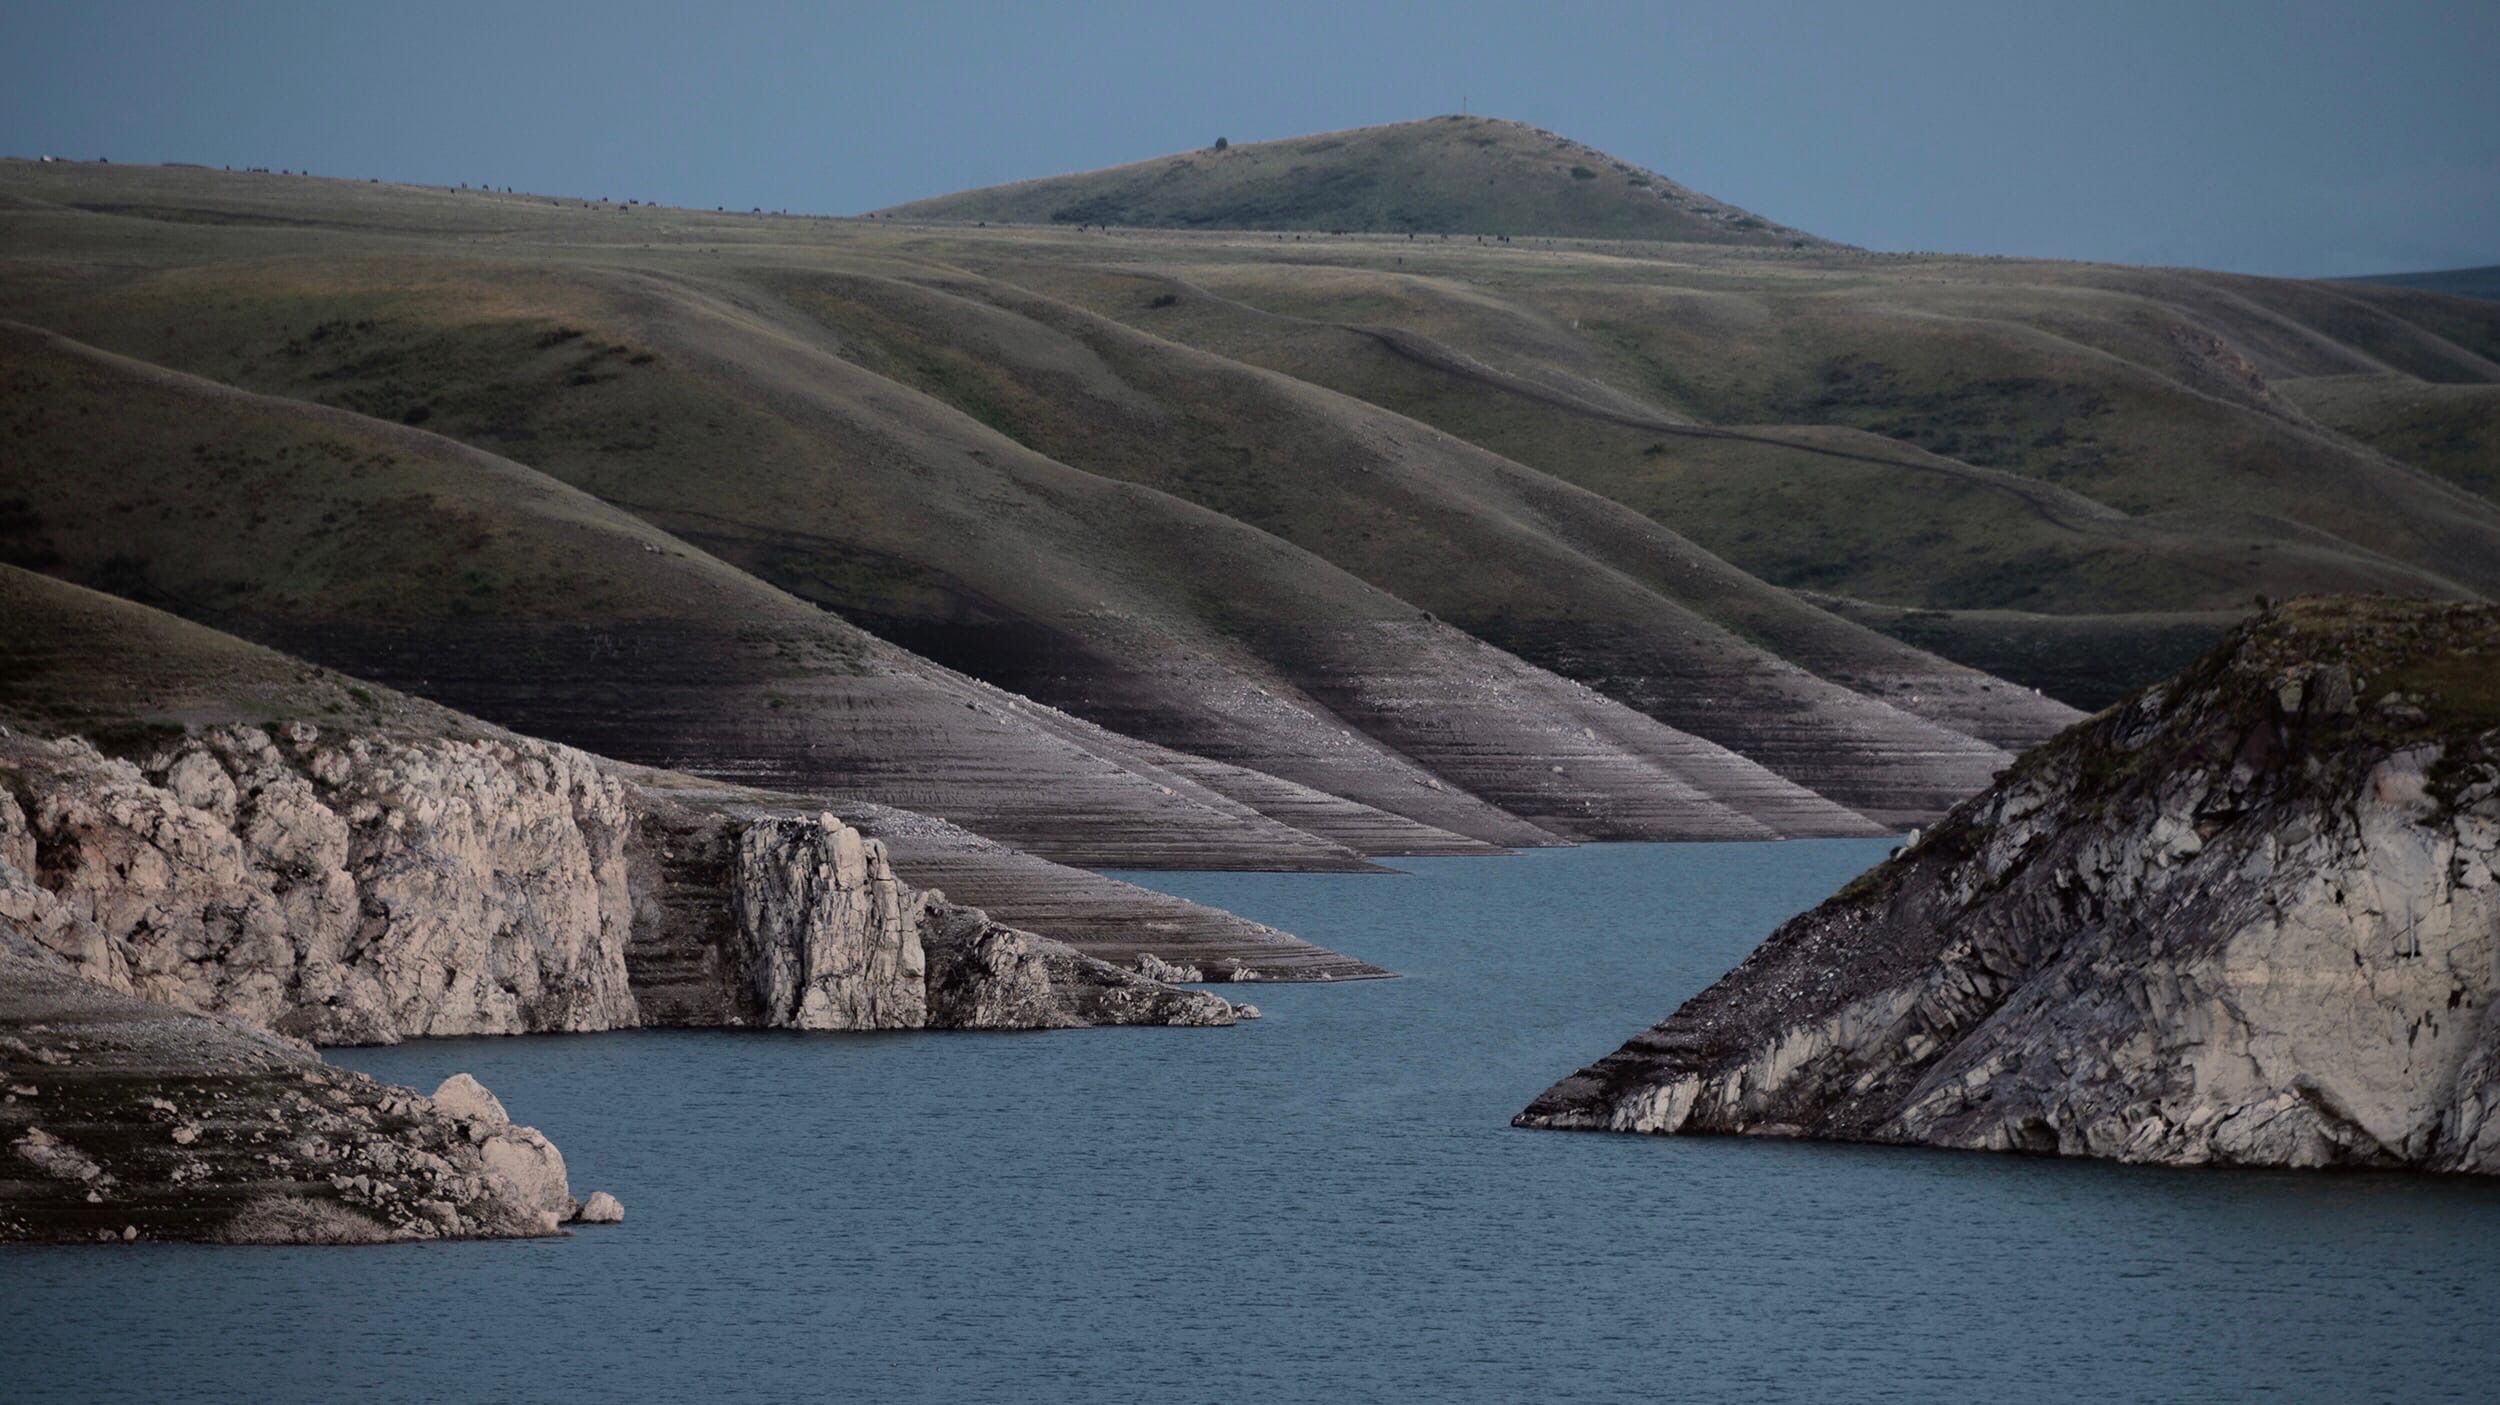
(1517, 598, 2500, 1174)
(0, 932, 591, 1244)
(0, 576, 1245, 1244)
(1, 725, 1238, 1043)
(721, 813, 1233, 1030)
(3, 725, 638, 1045)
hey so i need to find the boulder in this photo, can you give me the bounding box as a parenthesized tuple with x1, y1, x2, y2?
(432, 1074, 572, 1220)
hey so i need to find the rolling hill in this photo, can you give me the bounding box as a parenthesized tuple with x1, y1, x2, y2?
(872, 115, 1834, 247)
(2, 129, 2495, 938)
(0, 164, 2046, 832)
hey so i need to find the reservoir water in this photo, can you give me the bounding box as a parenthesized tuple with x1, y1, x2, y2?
(10, 840, 2500, 1402)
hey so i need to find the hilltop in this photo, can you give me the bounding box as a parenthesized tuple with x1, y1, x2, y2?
(872, 116, 1833, 246)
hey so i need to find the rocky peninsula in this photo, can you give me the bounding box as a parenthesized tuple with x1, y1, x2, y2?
(1518, 598, 2500, 1174)
(1, 568, 1250, 1241)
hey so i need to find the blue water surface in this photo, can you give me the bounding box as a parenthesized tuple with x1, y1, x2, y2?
(8, 840, 2499, 1403)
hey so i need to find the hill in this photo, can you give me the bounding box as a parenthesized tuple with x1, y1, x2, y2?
(2, 150, 2495, 870)
(872, 116, 1833, 246)
(0, 163, 2052, 832)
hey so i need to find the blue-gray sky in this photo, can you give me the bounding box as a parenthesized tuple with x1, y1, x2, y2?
(4, 0, 2494, 277)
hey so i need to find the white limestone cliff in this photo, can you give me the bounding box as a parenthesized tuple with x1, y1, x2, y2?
(1, 723, 1234, 1045)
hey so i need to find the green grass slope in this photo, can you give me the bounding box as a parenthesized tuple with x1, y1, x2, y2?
(0, 258, 1890, 844)
(736, 259, 2063, 814)
(2277, 375, 2500, 503)
(872, 116, 1833, 247)
(904, 230, 2498, 704)
(1035, 250, 2500, 608)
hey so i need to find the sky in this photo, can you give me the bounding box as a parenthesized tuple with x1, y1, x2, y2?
(3, 0, 2495, 277)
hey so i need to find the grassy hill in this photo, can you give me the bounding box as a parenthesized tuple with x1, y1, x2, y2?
(872, 116, 1833, 247)
(0, 304, 1888, 844)
(984, 245, 2500, 610)
(0, 166, 2030, 830)
(0, 322, 1434, 872)
(2, 148, 2494, 871)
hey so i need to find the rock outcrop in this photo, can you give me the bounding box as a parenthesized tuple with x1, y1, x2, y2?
(732, 815, 931, 1030)
(0, 933, 575, 1243)
(719, 812, 1233, 1029)
(0, 570, 1259, 1244)
(425, 1072, 576, 1228)
(1517, 598, 2500, 1174)
(2, 725, 638, 1045)
(922, 904, 1235, 1030)
(2, 724, 1238, 1046)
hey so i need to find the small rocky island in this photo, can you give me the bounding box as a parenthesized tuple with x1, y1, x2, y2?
(1518, 597, 2500, 1173)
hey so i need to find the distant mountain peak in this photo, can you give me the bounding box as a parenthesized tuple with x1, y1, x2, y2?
(872, 115, 1835, 247)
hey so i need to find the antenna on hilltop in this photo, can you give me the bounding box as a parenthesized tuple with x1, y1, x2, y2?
(1462, 94, 1468, 117)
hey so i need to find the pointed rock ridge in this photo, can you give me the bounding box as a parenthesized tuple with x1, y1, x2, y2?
(873, 116, 1834, 247)
(1517, 596, 2500, 1174)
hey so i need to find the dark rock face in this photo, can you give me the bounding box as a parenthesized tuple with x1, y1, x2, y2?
(1517, 598, 2500, 1174)
(922, 905, 1235, 1030)
(710, 810, 1237, 1031)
